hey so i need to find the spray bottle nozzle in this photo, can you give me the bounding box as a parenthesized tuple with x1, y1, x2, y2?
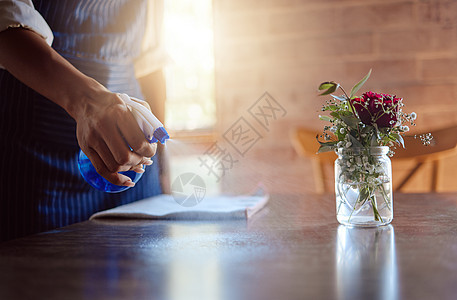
(151, 127, 169, 144)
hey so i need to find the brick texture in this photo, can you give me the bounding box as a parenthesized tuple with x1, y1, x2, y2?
(213, 0, 457, 193)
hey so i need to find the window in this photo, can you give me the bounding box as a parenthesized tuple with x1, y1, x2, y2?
(163, 0, 216, 132)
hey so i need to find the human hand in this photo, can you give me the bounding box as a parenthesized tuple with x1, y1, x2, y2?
(0, 28, 157, 186)
(74, 89, 157, 187)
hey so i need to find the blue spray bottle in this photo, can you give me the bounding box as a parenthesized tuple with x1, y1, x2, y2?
(78, 93, 169, 193)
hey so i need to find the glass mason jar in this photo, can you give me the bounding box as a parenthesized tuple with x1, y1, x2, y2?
(335, 146, 393, 227)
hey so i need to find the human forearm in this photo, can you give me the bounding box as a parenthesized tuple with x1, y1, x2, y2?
(0, 27, 105, 119)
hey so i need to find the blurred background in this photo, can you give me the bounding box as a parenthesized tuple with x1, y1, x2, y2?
(162, 0, 457, 196)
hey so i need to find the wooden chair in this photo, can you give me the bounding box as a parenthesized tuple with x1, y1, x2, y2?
(392, 125, 457, 192)
(290, 128, 336, 194)
(291, 125, 457, 193)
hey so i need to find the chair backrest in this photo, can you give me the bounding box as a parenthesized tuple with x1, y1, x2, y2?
(290, 128, 336, 162)
(393, 125, 457, 161)
(290, 127, 336, 194)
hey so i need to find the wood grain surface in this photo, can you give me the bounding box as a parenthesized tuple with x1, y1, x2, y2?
(1, 193, 457, 300)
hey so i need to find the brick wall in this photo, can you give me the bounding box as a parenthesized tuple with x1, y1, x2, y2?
(212, 0, 457, 193)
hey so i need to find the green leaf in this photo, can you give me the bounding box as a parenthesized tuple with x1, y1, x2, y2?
(350, 69, 372, 98)
(319, 82, 339, 96)
(391, 132, 405, 148)
(330, 111, 340, 118)
(359, 188, 370, 203)
(348, 133, 363, 148)
(340, 115, 359, 129)
(316, 136, 338, 147)
(319, 115, 333, 122)
(322, 104, 338, 111)
(398, 135, 405, 148)
(361, 125, 374, 134)
(318, 145, 335, 153)
(318, 81, 337, 90)
(370, 133, 379, 147)
(331, 94, 347, 101)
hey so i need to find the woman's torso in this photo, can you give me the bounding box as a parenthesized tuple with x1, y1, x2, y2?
(0, 0, 162, 241)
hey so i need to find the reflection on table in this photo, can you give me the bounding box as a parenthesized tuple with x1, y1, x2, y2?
(336, 225, 398, 300)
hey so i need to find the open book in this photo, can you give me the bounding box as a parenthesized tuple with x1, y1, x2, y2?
(90, 186, 269, 220)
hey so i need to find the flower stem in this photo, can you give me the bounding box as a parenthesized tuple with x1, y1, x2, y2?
(371, 195, 383, 222)
(379, 184, 392, 211)
(347, 185, 362, 222)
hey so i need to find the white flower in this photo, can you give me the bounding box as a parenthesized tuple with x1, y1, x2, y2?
(401, 125, 409, 132)
(339, 128, 345, 134)
(330, 126, 337, 133)
(410, 112, 417, 120)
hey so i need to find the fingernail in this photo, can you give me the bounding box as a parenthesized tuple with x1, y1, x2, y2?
(144, 159, 153, 166)
(135, 168, 145, 173)
(125, 180, 135, 187)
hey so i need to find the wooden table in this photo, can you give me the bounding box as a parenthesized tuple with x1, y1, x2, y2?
(1, 193, 457, 300)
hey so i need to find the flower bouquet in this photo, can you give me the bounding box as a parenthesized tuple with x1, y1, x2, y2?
(317, 69, 432, 226)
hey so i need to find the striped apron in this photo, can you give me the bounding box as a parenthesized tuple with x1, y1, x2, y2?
(0, 0, 162, 241)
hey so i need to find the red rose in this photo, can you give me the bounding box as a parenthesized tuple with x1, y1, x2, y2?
(351, 92, 401, 128)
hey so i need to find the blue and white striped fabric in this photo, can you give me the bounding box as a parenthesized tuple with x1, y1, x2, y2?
(0, 0, 162, 242)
